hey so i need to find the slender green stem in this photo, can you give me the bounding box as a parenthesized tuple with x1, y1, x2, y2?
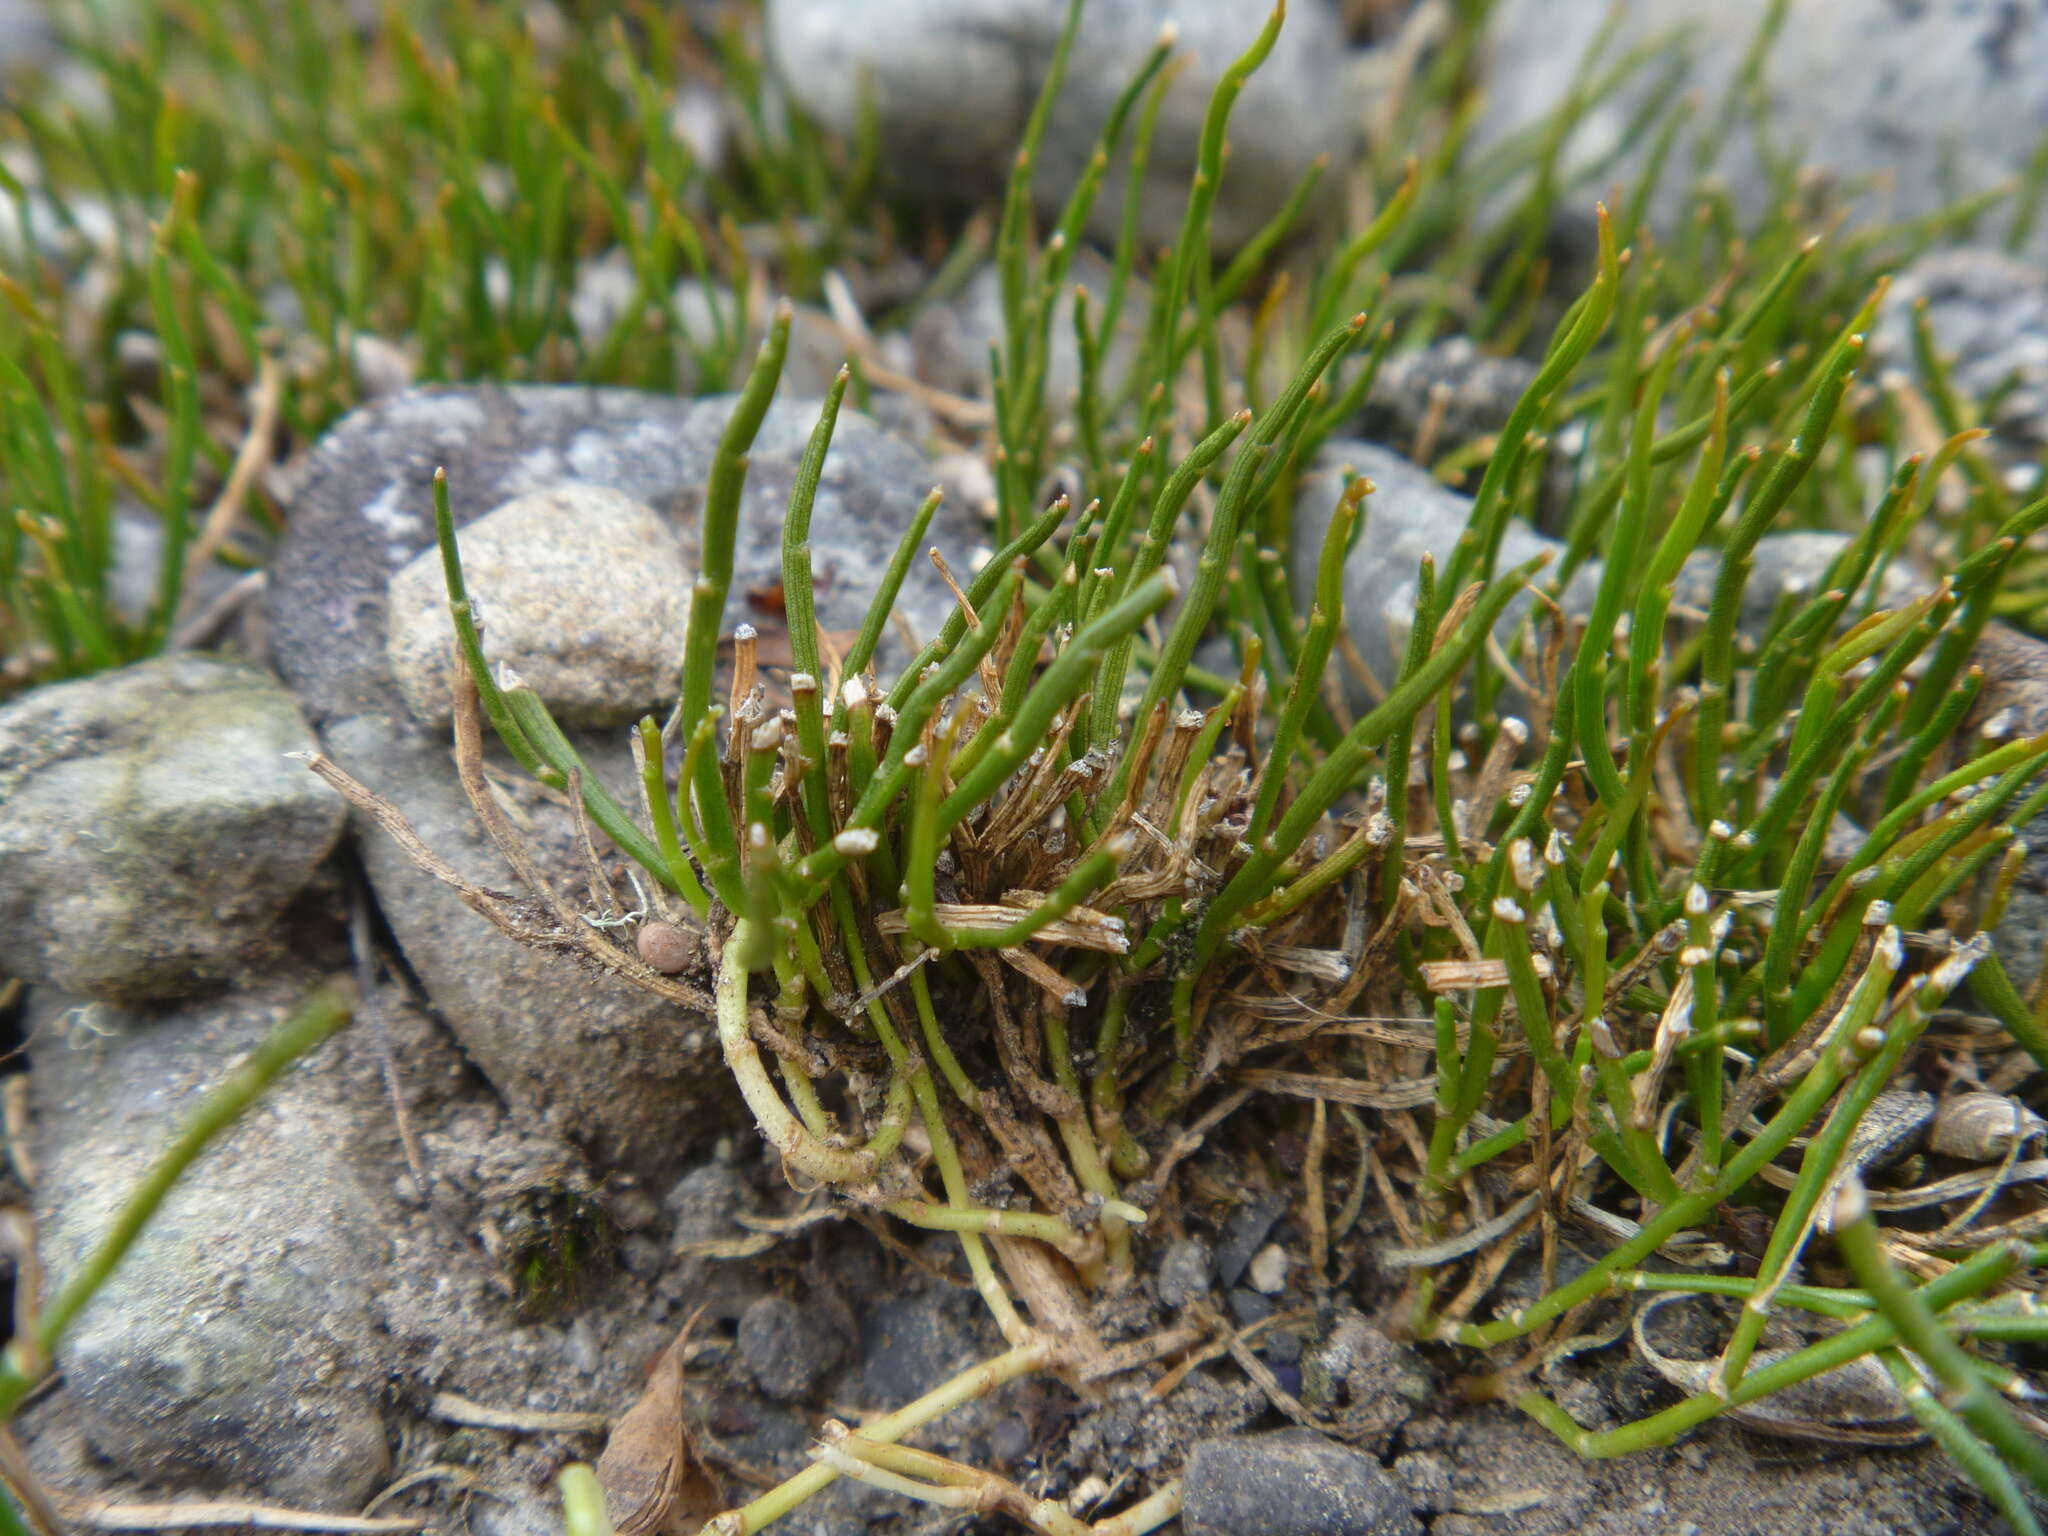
(1835, 1176, 2048, 1500)
(0, 987, 352, 1415)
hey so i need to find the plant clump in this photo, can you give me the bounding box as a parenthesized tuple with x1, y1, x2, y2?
(8, 0, 2048, 1531)
(304, 6, 2048, 1532)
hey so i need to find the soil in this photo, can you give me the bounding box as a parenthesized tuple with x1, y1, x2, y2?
(12, 940, 2012, 1534)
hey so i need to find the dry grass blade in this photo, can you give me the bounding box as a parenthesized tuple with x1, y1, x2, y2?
(430, 1394, 611, 1434)
(873, 903, 1128, 953)
(54, 1502, 425, 1533)
(1420, 955, 1554, 992)
(1233, 1066, 1439, 1111)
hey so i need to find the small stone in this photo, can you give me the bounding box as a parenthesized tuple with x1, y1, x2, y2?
(0, 1, 51, 73)
(666, 1162, 751, 1251)
(1155, 1236, 1213, 1309)
(859, 1284, 997, 1407)
(736, 1294, 845, 1403)
(1299, 444, 1932, 723)
(1228, 1288, 1275, 1330)
(384, 484, 690, 730)
(986, 1415, 1032, 1467)
(1670, 530, 1928, 646)
(1260, 1329, 1303, 1367)
(1182, 1428, 1423, 1536)
(928, 448, 1000, 522)
(1247, 1241, 1289, 1295)
(1357, 337, 1538, 461)
(0, 654, 343, 1004)
(636, 920, 700, 975)
(913, 254, 1149, 408)
(607, 1184, 663, 1233)
(325, 711, 729, 1183)
(348, 332, 415, 401)
(1215, 1191, 1288, 1289)
(1391, 1451, 1453, 1515)
(1299, 1311, 1422, 1453)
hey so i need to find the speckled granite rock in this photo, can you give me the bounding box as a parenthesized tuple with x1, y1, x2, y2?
(383, 483, 692, 729)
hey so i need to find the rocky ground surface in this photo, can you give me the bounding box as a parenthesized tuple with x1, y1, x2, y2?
(3, 3, 2048, 1535)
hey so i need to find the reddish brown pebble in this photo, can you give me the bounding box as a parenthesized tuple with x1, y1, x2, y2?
(637, 921, 696, 974)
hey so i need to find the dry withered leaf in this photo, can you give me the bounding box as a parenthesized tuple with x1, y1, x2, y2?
(596, 1313, 721, 1536)
(1630, 1295, 1921, 1447)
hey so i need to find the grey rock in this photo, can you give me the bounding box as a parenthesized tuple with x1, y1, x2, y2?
(765, 0, 1353, 254)
(1968, 624, 2048, 996)
(269, 386, 970, 727)
(1476, 0, 2048, 264)
(1994, 878, 2048, 998)
(913, 254, 1150, 407)
(1228, 1288, 1275, 1329)
(466, 1492, 562, 1536)
(737, 1294, 845, 1402)
(107, 510, 252, 629)
(323, 709, 728, 1183)
(1182, 1428, 1423, 1536)
(29, 972, 393, 1507)
(666, 1159, 751, 1247)
(346, 333, 416, 402)
(1300, 444, 1932, 718)
(1358, 337, 1539, 462)
(269, 386, 973, 1178)
(1291, 440, 1600, 705)
(1874, 248, 2048, 459)
(1154, 1235, 1213, 1308)
(1246, 1240, 1289, 1294)
(0, 654, 342, 1004)
(384, 484, 692, 729)
(1261, 1327, 1303, 1367)
(0, 1, 55, 81)
(1061, 1368, 1263, 1490)
(1971, 624, 2048, 743)
(1672, 529, 1931, 643)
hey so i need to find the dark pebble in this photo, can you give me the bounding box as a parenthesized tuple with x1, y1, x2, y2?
(736, 1294, 844, 1403)
(1261, 1328, 1303, 1366)
(1215, 1193, 1289, 1289)
(1156, 1237, 1214, 1309)
(1229, 1288, 1276, 1329)
(1182, 1429, 1424, 1536)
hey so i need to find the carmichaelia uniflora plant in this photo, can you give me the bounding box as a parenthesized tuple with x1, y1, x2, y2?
(292, 9, 2048, 1536)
